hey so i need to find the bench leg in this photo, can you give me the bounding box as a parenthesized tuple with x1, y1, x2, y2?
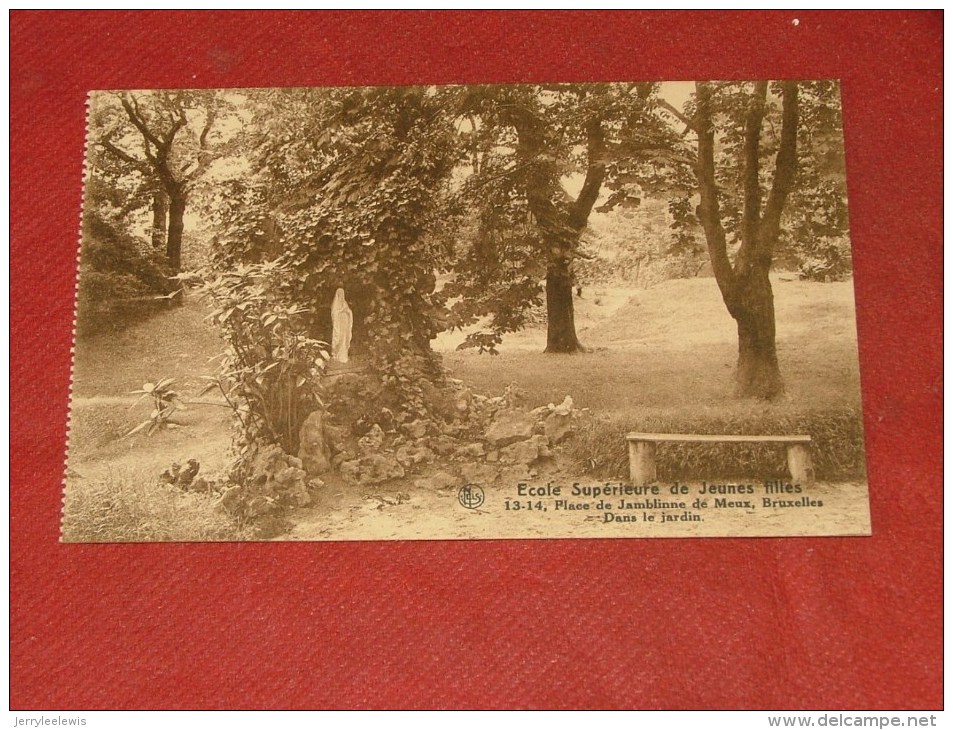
(786, 444, 815, 486)
(628, 441, 657, 485)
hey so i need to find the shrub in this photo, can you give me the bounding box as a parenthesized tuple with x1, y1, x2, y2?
(795, 236, 854, 282)
(567, 407, 866, 482)
(62, 471, 252, 542)
(195, 260, 329, 470)
(76, 210, 176, 334)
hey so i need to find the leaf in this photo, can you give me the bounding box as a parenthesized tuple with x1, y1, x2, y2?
(125, 420, 152, 437)
(128, 393, 150, 410)
(197, 382, 219, 397)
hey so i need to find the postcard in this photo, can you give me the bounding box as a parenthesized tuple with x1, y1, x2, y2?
(62, 80, 869, 541)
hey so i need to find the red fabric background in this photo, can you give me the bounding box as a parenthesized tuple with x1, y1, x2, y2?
(10, 11, 943, 710)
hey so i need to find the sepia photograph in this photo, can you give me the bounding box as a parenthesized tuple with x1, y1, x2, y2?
(63, 80, 870, 542)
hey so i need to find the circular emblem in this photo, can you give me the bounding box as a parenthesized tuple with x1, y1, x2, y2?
(458, 484, 485, 510)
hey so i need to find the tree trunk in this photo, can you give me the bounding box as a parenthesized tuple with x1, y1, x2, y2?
(506, 101, 603, 356)
(166, 192, 186, 273)
(545, 257, 584, 353)
(734, 269, 783, 399)
(693, 81, 799, 402)
(151, 190, 167, 250)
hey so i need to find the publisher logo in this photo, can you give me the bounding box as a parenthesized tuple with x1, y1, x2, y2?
(458, 484, 485, 510)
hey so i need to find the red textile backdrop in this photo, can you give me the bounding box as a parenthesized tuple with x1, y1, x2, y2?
(10, 11, 943, 710)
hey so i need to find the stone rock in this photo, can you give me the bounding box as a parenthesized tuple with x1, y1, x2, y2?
(454, 387, 472, 414)
(485, 410, 535, 447)
(395, 443, 435, 468)
(221, 442, 311, 515)
(272, 463, 311, 507)
(378, 408, 396, 433)
(284, 481, 312, 508)
(331, 451, 351, 470)
(502, 383, 529, 409)
(190, 477, 211, 493)
(298, 411, 332, 476)
(403, 419, 428, 439)
(455, 442, 485, 459)
(419, 379, 458, 422)
(160, 459, 201, 489)
(245, 494, 276, 518)
(485, 449, 499, 464)
(339, 459, 361, 482)
(544, 411, 573, 444)
(323, 423, 348, 454)
(460, 462, 499, 485)
(219, 485, 245, 514)
(357, 453, 405, 485)
(429, 436, 457, 456)
(499, 435, 551, 465)
(553, 395, 574, 416)
(358, 423, 385, 453)
(414, 471, 458, 491)
(339, 453, 405, 485)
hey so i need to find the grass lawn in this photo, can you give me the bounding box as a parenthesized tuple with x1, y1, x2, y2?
(441, 275, 863, 416)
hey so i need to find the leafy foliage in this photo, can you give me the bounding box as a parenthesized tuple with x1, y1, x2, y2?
(671, 81, 851, 279)
(575, 198, 707, 287)
(77, 176, 175, 333)
(208, 86, 462, 421)
(195, 259, 329, 462)
(89, 89, 235, 271)
(443, 83, 678, 351)
(126, 377, 184, 436)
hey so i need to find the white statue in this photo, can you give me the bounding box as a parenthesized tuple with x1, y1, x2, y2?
(330, 288, 353, 364)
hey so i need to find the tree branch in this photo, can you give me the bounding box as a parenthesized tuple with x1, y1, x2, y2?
(658, 98, 697, 134)
(120, 93, 162, 149)
(569, 117, 607, 229)
(693, 81, 737, 308)
(737, 81, 768, 273)
(759, 81, 799, 255)
(98, 135, 149, 171)
(183, 106, 217, 183)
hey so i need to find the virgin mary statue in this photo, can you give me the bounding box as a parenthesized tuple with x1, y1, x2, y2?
(330, 288, 353, 364)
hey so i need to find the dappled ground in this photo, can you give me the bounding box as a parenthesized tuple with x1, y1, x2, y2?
(440, 275, 863, 414)
(63, 275, 870, 542)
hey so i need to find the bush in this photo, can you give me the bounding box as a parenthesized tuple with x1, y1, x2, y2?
(567, 407, 866, 482)
(796, 236, 854, 282)
(196, 260, 329, 467)
(76, 210, 175, 334)
(62, 471, 252, 542)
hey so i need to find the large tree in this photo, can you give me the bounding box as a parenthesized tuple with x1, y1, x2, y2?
(94, 90, 223, 272)
(450, 83, 668, 353)
(689, 80, 800, 400)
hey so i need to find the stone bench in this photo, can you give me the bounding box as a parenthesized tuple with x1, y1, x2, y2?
(625, 432, 814, 486)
